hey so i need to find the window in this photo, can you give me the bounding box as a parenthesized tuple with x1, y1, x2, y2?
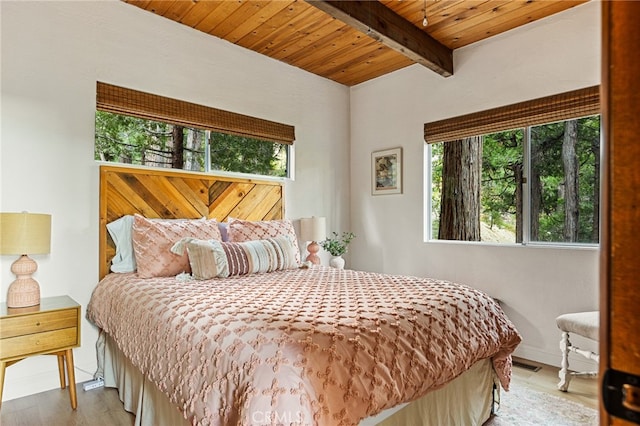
(425, 86, 600, 246)
(94, 82, 293, 178)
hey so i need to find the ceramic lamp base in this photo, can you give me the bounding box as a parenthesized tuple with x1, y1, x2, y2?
(305, 241, 321, 265)
(7, 255, 41, 308)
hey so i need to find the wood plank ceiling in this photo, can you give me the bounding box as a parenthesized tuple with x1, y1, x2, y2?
(123, 0, 589, 86)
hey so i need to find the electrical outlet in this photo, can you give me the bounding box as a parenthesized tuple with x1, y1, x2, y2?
(82, 378, 105, 391)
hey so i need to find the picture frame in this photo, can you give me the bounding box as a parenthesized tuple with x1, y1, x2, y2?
(372, 147, 402, 195)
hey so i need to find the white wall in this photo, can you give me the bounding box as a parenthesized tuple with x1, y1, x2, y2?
(0, 0, 350, 401)
(349, 1, 600, 369)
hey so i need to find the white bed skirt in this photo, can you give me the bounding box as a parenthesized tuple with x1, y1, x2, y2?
(98, 332, 498, 425)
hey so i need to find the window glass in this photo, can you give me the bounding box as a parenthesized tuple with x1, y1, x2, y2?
(480, 129, 524, 243)
(209, 132, 288, 178)
(530, 116, 600, 244)
(95, 111, 289, 178)
(430, 115, 600, 245)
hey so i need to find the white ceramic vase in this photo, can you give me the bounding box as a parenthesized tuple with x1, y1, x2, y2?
(329, 255, 345, 269)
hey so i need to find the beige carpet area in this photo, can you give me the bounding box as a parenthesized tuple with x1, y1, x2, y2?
(484, 382, 598, 426)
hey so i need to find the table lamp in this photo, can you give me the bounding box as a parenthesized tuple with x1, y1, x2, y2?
(300, 216, 326, 265)
(0, 212, 51, 308)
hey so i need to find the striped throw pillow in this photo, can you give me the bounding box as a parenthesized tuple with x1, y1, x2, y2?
(172, 236, 299, 280)
(227, 218, 301, 265)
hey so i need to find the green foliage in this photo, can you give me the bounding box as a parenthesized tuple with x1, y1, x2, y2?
(209, 133, 287, 177)
(95, 112, 174, 165)
(320, 231, 356, 256)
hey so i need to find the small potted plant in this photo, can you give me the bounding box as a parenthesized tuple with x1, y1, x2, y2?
(320, 231, 355, 269)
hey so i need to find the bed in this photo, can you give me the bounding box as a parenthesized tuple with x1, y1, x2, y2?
(87, 165, 521, 426)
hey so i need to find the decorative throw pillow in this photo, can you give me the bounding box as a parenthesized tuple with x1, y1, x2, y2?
(131, 214, 222, 278)
(107, 215, 214, 273)
(227, 218, 301, 265)
(171, 236, 298, 280)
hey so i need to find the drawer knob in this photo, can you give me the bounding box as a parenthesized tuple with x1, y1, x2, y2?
(36, 321, 41, 326)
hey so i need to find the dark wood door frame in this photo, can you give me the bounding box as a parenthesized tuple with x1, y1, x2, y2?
(600, 2, 640, 425)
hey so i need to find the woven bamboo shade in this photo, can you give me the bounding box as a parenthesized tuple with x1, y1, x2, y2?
(96, 82, 295, 145)
(424, 86, 600, 143)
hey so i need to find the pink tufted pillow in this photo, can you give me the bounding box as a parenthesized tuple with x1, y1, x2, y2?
(132, 214, 222, 278)
(227, 218, 301, 265)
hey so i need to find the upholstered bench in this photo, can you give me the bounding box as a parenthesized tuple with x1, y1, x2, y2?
(555, 311, 599, 391)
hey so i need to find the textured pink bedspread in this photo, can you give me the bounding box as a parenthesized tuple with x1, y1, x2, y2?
(87, 267, 521, 425)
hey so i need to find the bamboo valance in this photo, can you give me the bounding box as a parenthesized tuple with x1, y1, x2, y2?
(424, 86, 600, 143)
(96, 82, 295, 145)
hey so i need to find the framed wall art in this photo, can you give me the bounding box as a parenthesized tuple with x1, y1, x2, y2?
(372, 147, 402, 195)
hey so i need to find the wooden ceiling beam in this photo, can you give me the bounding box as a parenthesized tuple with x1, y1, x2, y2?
(306, 0, 453, 77)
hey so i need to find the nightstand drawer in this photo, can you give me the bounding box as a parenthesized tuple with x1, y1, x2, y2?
(0, 309, 78, 339)
(0, 327, 79, 359)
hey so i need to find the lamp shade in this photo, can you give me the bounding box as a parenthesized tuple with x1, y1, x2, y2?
(300, 217, 326, 242)
(0, 212, 51, 255)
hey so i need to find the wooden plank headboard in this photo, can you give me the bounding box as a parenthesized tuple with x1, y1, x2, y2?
(99, 165, 285, 279)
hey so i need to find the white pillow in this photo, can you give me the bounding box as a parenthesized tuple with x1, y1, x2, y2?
(106, 215, 136, 273)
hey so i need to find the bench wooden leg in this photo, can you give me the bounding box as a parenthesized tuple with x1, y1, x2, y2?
(558, 331, 572, 391)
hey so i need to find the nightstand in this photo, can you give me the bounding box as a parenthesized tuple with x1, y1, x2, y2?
(0, 296, 81, 409)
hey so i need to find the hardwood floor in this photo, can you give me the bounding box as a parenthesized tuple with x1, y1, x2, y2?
(0, 357, 598, 425)
(510, 356, 598, 410)
(0, 383, 134, 426)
